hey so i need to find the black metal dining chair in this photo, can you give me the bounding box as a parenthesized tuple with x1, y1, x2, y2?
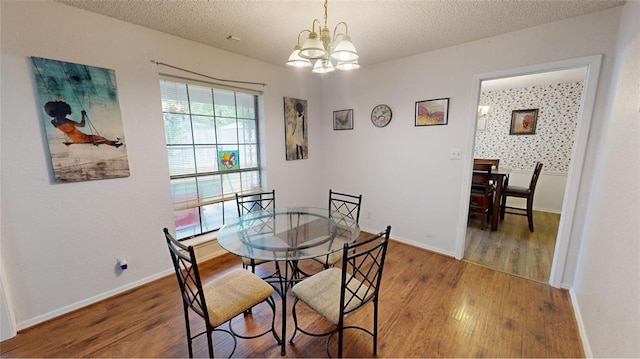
(235, 190, 277, 274)
(163, 228, 280, 358)
(313, 189, 362, 269)
(289, 226, 391, 358)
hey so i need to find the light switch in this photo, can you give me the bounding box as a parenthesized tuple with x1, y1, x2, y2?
(450, 149, 462, 160)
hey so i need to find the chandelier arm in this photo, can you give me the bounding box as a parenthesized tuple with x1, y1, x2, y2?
(297, 29, 311, 45)
(311, 19, 321, 33)
(333, 21, 349, 42)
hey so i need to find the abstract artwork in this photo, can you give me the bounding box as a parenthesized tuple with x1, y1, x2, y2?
(415, 98, 449, 126)
(283, 97, 308, 160)
(218, 150, 239, 171)
(31, 57, 129, 182)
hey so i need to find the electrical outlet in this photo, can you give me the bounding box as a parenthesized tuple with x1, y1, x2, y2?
(367, 211, 372, 219)
(450, 149, 462, 160)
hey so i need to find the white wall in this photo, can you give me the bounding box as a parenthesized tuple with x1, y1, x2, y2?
(572, 0, 640, 357)
(318, 8, 621, 258)
(1, 1, 638, 357)
(0, 1, 321, 330)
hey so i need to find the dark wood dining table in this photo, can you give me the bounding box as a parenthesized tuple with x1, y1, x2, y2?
(489, 168, 510, 231)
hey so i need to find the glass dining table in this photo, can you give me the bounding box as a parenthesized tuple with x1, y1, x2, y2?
(217, 206, 360, 355)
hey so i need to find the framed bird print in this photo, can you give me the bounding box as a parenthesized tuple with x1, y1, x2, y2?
(415, 98, 449, 126)
(333, 109, 353, 130)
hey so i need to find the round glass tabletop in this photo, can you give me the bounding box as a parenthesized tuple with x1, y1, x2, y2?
(217, 207, 360, 261)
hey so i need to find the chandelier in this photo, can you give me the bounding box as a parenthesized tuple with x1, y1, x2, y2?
(286, 0, 360, 73)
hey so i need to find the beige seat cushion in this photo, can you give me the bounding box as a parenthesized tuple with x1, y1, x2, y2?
(202, 268, 274, 327)
(241, 256, 269, 266)
(292, 267, 372, 325)
(312, 236, 349, 267)
(314, 250, 342, 267)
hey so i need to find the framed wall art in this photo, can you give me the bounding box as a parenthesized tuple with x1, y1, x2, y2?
(31, 56, 129, 183)
(283, 97, 308, 160)
(415, 98, 449, 126)
(333, 109, 353, 130)
(510, 109, 538, 135)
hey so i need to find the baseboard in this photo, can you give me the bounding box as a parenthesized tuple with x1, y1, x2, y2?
(569, 288, 592, 357)
(360, 225, 456, 258)
(15, 236, 227, 333)
(17, 268, 173, 331)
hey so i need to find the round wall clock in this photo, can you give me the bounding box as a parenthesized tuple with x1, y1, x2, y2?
(371, 104, 392, 127)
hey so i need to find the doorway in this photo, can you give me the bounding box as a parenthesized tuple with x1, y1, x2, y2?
(465, 67, 586, 283)
(455, 55, 603, 287)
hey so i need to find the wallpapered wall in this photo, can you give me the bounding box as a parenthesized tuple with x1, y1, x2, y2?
(474, 82, 583, 172)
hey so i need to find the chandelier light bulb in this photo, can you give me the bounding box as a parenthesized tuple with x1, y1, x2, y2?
(312, 58, 335, 74)
(330, 35, 359, 62)
(299, 32, 327, 59)
(335, 60, 360, 71)
(286, 45, 312, 68)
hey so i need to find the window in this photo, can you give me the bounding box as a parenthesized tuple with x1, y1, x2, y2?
(160, 78, 262, 239)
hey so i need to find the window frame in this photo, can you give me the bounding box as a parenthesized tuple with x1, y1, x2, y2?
(160, 76, 263, 239)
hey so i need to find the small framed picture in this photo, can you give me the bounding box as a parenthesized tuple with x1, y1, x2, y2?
(510, 109, 538, 135)
(333, 109, 353, 130)
(415, 98, 449, 126)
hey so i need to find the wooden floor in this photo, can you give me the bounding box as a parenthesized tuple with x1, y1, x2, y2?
(0, 236, 583, 358)
(465, 211, 559, 283)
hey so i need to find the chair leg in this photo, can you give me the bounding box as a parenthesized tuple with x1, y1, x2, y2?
(373, 298, 379, 355)
(337, 322, 344, 358)
(527, 197, 534, 232)
(500, 194, 507, 220)
(206, 326, 214, 358)
(183, 304, 194, 358)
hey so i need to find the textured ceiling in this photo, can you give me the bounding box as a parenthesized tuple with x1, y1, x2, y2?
(56, 0, 623, 69)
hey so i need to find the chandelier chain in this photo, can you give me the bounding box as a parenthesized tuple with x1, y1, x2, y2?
(324, 0, 328, 27)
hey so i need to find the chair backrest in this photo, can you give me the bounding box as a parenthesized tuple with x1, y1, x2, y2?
(163, 228, 209, 320)
(339, 226, 391, 320)
(329, 189, 362, 223)
(474, 158, 499, 169)
(236, 190, 276, 216)
(470, 163, 493, 210)
(528, 162, 544, 193)
(472, 162, 493, 187)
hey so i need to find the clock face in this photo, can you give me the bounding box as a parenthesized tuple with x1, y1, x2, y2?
(371, 104, 392, 127)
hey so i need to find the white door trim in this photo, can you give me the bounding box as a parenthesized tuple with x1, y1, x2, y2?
(454, 54, 603, 289)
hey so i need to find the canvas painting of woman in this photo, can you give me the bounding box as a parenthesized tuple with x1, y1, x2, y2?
(31, 57, 130, 182)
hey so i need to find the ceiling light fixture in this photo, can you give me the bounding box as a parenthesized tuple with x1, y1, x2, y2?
(286, 0, 359, 73)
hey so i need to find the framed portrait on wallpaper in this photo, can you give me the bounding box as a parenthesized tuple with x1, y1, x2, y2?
(510, 109, 538, 135)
